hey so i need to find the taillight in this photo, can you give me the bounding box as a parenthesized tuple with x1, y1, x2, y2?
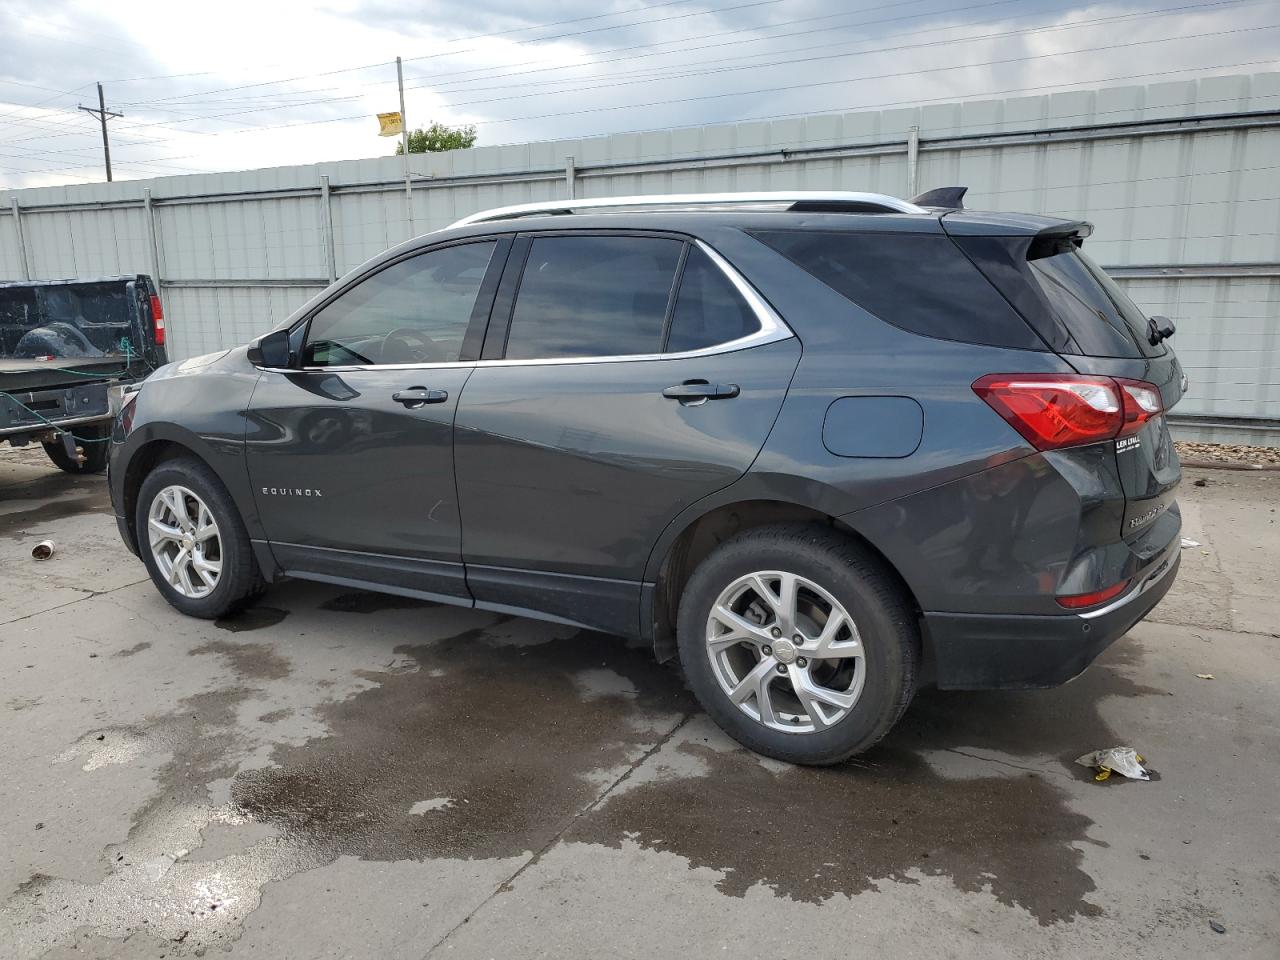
(973, 374, 1163, 451)
(149, 294, 166, 346)
(1116, 379, 1162, 437)
(1057, 579, 1130, 609)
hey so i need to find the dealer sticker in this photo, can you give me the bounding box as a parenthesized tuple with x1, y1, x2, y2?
(1116, 435, 1142, 453)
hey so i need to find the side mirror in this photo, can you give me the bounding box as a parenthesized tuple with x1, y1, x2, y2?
(247, 329, 292, 368)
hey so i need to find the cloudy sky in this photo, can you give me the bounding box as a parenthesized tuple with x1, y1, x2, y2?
(0, 0, 1276, 188)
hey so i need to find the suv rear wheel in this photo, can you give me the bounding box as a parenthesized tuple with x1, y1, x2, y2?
(677, 523, 919, 765)
(135, 457, 263, 618)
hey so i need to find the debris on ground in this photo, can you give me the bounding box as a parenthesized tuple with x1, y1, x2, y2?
(1176, 440, 1280, 468)
(1196, 673, 1216, 680)
(1209, 920, 1227, 934)
(1193, 478, 1208, 487)
(30, 540, 54, 560)
(1181, 537, 1201, 548)
(1075, 747, 1150, 781)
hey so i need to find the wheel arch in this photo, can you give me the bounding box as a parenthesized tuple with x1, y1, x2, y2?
(644, 497, 923, 663)
(120, 436, 222, 553)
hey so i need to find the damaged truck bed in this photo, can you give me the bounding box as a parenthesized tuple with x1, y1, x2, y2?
(0, 276, 167, 474)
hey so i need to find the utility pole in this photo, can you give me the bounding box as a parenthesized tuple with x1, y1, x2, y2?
(79, 83, 122, 182)
(396, 56, 413, 236)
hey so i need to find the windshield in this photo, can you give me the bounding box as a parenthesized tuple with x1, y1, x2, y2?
(1027, 246, 1165, 359)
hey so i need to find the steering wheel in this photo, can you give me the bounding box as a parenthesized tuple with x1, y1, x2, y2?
(380, 327, 446, 363)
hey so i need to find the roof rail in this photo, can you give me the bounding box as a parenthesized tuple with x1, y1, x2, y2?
(449, 191, 927, 227)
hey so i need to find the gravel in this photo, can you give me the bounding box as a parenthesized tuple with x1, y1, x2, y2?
(1176, 441, 1280, 468)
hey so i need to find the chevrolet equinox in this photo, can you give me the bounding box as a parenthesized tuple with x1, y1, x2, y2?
(109, 189, 1184, 765)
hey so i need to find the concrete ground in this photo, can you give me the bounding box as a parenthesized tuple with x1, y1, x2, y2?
(0, 443, 1276, 960)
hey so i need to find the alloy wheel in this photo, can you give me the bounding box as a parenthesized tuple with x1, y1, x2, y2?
(147, 485, 222, 599)
(705, 570, 865, 733)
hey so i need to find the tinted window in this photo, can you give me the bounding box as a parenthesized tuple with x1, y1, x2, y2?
(666, 246, 760, 352)
(1028, 245, 1163, 358)
(749, 230, 1043, 350)
(304, 241, 495, 366)
(504, 236, 682, 359)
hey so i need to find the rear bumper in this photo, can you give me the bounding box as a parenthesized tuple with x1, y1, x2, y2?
(923, 546, 1180, 689)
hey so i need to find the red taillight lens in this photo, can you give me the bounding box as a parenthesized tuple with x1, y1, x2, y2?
(1116, 379, 1163, 437)
(149, 294, 166, 346)
(973, 374, 1122, 450)
(974, 374, 1165, 451)
(1057, 579, 1130, 609)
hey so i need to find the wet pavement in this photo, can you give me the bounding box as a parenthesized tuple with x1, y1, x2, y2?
(1, 443, 1277, 958)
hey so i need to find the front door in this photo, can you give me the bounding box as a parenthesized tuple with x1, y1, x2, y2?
(246, 238, 504, 601)
(454, 233, 801, 633)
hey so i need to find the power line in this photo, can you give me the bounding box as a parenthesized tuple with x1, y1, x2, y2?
(81, 8, 1273, 145)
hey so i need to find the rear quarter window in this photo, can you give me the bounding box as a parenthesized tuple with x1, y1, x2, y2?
(748, 229, 1044, 351)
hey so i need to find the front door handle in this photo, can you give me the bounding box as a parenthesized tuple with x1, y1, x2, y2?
(393, 386, 449, 408)
(662, 380, 740, 404)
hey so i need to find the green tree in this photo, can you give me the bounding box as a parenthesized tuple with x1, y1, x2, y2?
(394, 122, 478, 154)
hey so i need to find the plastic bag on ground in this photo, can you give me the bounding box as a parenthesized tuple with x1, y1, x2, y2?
(1075, 746, 1150, 781)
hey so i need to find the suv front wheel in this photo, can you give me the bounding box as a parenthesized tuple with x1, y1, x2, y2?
(135, 457, 263, 618)
(677, 524, 919, 765)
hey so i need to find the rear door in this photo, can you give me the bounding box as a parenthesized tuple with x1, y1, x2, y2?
(246, 238, 506, 601)
(453, 232, 801, 634)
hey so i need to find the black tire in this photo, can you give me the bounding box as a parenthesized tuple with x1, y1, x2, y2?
(676, 523, 920, 766)
(43, 426, 109, 473)
(135, 456, 264, 618)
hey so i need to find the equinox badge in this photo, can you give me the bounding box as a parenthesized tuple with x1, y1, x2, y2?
(262, 487, 323, 497)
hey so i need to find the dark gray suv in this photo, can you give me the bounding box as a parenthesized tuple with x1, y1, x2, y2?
(108, 189, 1184, 765)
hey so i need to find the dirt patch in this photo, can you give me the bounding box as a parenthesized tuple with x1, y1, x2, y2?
(111, 641, 151, 658)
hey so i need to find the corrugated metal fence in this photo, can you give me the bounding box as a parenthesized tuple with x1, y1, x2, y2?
(3, 70, 1279, 444)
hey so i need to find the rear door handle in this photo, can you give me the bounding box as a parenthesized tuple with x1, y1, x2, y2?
(662, 380, 740, 403)
(393, 386, 449, 408)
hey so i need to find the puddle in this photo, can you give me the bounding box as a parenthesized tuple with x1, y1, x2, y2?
(0, 497, 112, 538)
(191, 639, 292, 681)
(232, 627, 687, 862)
(571, 638, 1162, 924)
(1, 617, 1163, 954)
(214, 606, 290, 633)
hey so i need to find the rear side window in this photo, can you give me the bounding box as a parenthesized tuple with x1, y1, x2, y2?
(666, 246, 760, 352)
(504, 236, 682, 359)
(1028, 244, 1163, 359)
(749, 230, 1044, 350)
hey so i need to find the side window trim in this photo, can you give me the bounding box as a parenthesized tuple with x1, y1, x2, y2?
(288, 235, 508, 372)
(483, 235, 792, 366)
(659, 242, 693, 353)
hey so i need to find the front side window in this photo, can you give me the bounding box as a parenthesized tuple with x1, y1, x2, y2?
(304, 241, 496, 366)
(503, 235, 682, 360)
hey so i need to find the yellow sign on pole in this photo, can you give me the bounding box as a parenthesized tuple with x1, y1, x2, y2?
(377, 112, 403, 137)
